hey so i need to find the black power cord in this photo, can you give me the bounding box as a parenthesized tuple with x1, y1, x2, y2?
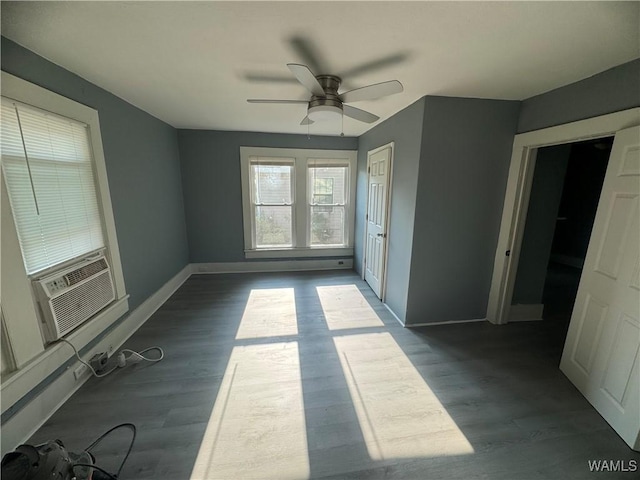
(76, 423, 137, 479)
(72, 463, 118, 479)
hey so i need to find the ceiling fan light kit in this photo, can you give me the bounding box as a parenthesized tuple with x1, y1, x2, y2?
(307, 104, 342, 122)
(247, 63, 403, 129)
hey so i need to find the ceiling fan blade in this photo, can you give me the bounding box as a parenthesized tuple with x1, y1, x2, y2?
(337, 52, 409, 79)
(244, 73, 298, 84)
(287, 64, 325, 97)
(300, 116, 314, 126)
(289, 35, 327, 75)
(343, 105, 379, 124)
(247, 99, 309, 104)
(340, 80, 403, 103)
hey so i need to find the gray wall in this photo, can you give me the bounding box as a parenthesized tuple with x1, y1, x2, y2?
(355, 98, 425, 321)
(518, 59, 640, 133)
(177, 130, 357, 263)
(512, 145, 570, 305)
(405, 96, 520, 324)
(1, 37, 189, 309)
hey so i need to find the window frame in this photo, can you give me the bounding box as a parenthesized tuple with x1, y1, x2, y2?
(240, 147, 357, 259)
(1, 72, 128, 374)
(1, 98, 108, 275)
(307, 159, 350, 247)
(1, 72, 126, 296)
(249, 157, 296, 249)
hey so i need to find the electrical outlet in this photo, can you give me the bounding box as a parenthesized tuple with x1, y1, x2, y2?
(90, 352, 109, 373)
(73, 364, 88, 380)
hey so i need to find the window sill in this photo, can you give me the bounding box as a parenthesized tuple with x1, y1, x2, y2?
(244, 247, 354, 259)
(1, 296, 129, 411)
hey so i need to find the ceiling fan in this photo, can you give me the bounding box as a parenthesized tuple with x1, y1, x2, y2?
(247, 63, 403, 125)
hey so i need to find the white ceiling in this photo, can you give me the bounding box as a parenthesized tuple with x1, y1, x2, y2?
(2, 1, 638, 137)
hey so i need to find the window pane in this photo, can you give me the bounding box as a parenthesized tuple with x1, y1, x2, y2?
(252, 165, 292, 204)
(309, 166, 346, 205)
(255, 206, 292, 247)
(310, 206, 345, 246)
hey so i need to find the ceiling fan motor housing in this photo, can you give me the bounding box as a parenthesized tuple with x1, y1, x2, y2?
(308, 75, 343, 121)
(247, 64, 398, 125)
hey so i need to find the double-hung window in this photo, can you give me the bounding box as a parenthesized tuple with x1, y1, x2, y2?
(308, 161, 348, 247)
(1, 98, 105, 274)
(240, 147, 357, 258)
(251, 158, 295, 248)
(1, 71, 127, 374)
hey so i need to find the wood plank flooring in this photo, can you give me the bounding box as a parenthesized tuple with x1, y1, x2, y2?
(29, 271, 639, 479)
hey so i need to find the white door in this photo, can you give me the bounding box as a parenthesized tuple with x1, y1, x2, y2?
(560, 125, 640, 449)
(364, 145, 392, 298)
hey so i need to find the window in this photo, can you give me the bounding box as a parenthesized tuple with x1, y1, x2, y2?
(312, 177, 334, 206)
(251, 159, 294, 248)
(1, 99, 105, 274)
(1, 71, 127, 382)
(240, 147, 357, 258)
(309, 164, 347, 246)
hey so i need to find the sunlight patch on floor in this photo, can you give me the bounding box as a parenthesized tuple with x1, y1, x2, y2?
(190, 342, 309, 479)
(334, 332, 474, 460)
(235, 288, 297, 339)
(316, 284, 384, 330)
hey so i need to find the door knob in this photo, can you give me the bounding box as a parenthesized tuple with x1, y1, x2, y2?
(377, 233, 387, 238)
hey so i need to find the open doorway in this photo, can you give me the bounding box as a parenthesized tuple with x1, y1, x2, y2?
(488, 113, 640, 448)
(510, 137, 613, 345)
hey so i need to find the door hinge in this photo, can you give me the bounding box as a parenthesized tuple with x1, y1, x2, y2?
(366, 213, 369, 221)
(368, 166, 371, 173)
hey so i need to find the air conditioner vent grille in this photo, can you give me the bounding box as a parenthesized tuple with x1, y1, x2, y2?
(64, 258, 108, 286)
(50, 270, 114, 337)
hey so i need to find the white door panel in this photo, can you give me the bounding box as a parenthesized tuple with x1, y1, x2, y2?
(364, 146, 392, 298)
(561, 125, 640, 449)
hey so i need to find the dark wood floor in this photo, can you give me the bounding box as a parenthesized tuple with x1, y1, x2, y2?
(30, 270, 639, 479)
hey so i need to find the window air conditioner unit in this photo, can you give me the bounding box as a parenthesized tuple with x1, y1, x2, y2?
(33, 255, 115, 343)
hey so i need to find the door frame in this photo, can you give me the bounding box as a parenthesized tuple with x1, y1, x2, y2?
(487, 108, 640, 325)
(362, 141, 395, 302)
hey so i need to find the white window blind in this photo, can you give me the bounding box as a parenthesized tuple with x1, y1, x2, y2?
(1, 98, 105, 275)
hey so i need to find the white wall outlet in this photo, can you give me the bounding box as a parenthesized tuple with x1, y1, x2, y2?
(73, 364, 88, 380)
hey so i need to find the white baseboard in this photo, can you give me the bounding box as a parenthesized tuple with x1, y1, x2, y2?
(0, 264, 191, 455)
(384, 303, 405, 327)
(405, 318, 487, 327)
(509, 303, 544, 322)
(192, 258, 353, 274)
(2, 260, 350, 453)
(1, 297, 129, 413)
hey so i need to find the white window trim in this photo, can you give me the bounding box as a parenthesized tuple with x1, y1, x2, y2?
(240, 146, 357, 259)
(1, 71, 128, 381)
(1, 72, 126, 300)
